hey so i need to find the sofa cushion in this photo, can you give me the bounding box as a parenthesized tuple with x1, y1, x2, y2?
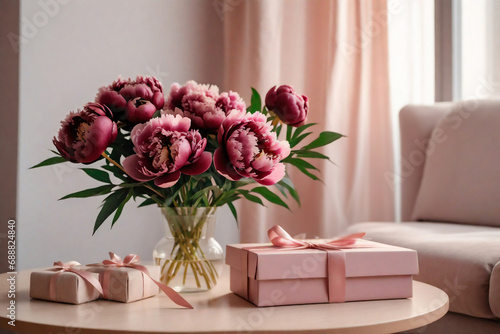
(411, 100, 500, 227)
(345, 222, 500, 319)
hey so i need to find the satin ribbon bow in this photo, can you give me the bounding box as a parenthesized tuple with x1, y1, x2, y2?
(48, 261, 103, 300)
(102, 253, 143, 268)
(101, 252, 193, 309)
(267, 225, 368, 303)
(268, 225, 367, 250)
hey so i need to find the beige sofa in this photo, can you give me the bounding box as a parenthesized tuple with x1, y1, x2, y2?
(347, 100, 500, 333)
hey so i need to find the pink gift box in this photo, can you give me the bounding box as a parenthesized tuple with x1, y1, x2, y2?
(87, 265, 160, 303)
(30, 269, 101, 305)
(226, 240, 419, 307)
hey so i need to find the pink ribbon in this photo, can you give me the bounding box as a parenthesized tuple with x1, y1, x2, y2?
(48, 261, 103, 301)
(268, 225, 366, 250)
(267, 225, 368, 303)
(99, 252, 193, 309)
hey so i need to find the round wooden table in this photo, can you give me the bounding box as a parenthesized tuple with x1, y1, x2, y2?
(0, 266, 448, 334)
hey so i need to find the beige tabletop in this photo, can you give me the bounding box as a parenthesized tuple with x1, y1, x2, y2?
(0, 266, 448, 334)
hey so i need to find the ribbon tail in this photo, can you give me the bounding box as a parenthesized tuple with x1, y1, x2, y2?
(129, 264, 193, 309)
(153, 280, 194, 309)
(70, 269, 104, 295)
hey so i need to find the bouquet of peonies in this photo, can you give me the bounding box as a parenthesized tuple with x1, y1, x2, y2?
(33, 76, 343, 290)
(33, 77, 342, 233)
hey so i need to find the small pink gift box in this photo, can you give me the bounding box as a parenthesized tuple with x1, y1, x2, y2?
(88, 253, 193, 308)
(87, 264, 160, 303)
(226, 227, 419, 307)
(30, 262, 102, 305)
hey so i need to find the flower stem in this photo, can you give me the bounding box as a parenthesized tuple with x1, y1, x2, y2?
(101, 152, 126, 174)
(158, 208, 219, 290)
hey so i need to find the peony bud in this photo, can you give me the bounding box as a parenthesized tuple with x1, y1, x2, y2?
(265, 85, 308, 127)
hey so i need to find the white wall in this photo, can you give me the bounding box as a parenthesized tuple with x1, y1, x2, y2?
(18, 0, 238, 270)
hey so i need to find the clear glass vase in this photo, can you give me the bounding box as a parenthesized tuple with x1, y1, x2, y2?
(153, 207, 224, 292)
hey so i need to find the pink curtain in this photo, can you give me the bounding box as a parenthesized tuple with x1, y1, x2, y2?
(223, 0, 394, 241)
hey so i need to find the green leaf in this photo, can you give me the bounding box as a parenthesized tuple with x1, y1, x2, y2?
(290, 132, 313, 148)
(59, 184, 114, 200)
(215, 194, 241, 207)
(222, 179, 232, 191)
(117, 182, 144, 188)
(227, 202, 238, 226)
(286, 124, 293, 141)
(152, 110, 162, 118)
(276, 124, 283, 137)
(191, 186, 222, 202)
(283, 157, 319, 171)
(293, 164, 321, 181)
(246, 88, 262, 113)
(238, 190, 265, 206)
(112, 189, 132, 227)
(234, 178, 255, 188)
(164, 187, 182, 207)
(274, 182, 288, 199)
(278, 178, 300, 206)
(138, 198, 157, 207)
(81, 168, 112, 184)
(30, 156, 67, 169)
(102, 165, 128, 182)
(291, 123, 317, 140)
(201, 194, 210, 206)
(211, 187, 234, 204)
(262, 106, 269, 116)
(145, 195, 164, 206)
(302, 131, 343, 150)
(50, 150, 62, 156)
(251, 187, 289, 210)
(293, 150, 331, 160)
(93, 188, 129, 234)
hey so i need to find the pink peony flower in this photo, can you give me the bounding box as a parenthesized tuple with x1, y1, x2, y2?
(96, 75, 164, 124)
(216, 91, 246, 114)
(166, 81, 245, 130)
(53, 103, 117, 164)
(122, 114, 212, 188)
(214, 111, 290, 185)
(265, 85, 308, 127)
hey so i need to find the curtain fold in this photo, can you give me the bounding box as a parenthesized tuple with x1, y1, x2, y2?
(223, 0, 394, 242)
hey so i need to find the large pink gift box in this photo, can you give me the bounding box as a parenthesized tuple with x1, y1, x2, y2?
(226, 240, 419, 307)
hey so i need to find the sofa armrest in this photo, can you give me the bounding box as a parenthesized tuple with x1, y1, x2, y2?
(399, 103, 452, 220)
(490, 261, 500, 318)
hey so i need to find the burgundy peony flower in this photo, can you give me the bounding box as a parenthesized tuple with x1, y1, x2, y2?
(214, 111, 290, 185)
(166, 81, 245, 130)
(53, 103, 117, 164)
(122, 114, 212, 188)
(265, 85, 308, 127)
(96, 75, 164, 124)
